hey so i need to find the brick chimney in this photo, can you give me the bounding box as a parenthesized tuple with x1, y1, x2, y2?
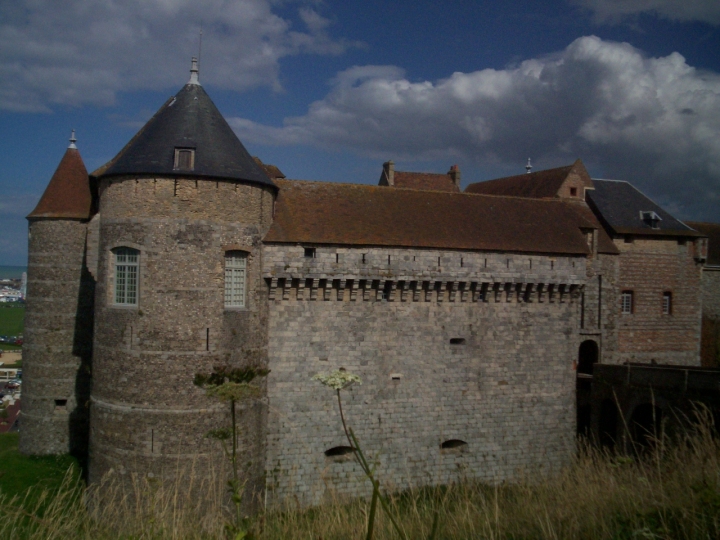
(380, 160, 395, 186)
(448, 164, 461, 188)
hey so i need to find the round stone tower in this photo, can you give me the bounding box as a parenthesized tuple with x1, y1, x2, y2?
(87, 59, 276, 503)
(21, 131, 95, 458)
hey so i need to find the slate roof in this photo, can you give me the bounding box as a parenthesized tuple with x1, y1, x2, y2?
(587, 180, 702, 237)
(393, 171, 459, 192)
(28, 147, 92, 220)
(465, 162, 576, 198)
(686, 221, 720, 265)
(265, 179, 601, 255)
(94, 84, 274, 188)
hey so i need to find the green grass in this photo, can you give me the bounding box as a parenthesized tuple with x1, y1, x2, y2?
(0, 434, 79, 500)
(0, 305, 24, 336)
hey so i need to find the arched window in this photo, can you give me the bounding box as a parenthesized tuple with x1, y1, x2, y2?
(113, 247, 139, 305)
(225, 251, 247, 308)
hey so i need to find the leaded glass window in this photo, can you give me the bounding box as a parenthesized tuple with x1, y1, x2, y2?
(225, 251, 247, 308)
(114, 247, 139, 305)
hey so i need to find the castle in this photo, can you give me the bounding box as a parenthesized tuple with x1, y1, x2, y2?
(20, 59, 718, 508)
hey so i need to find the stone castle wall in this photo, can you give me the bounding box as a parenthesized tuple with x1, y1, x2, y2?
(88, 176, 274, 505)
(614, 238, 702, 365)
(263, 245, 585, 507)
(20, 219, 94, 456)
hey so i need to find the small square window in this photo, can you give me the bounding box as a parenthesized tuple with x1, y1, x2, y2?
(173, 148, 195, 171)
(304, 247, 316, 258)
(662, 292, 672, 315)
(570, 187, 578, 196)
(621, 291, 634, 314)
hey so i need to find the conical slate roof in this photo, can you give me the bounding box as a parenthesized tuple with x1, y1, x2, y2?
(96, 81, 274, 188)
(28, 143, 92, 220)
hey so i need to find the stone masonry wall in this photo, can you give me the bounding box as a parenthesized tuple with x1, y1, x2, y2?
(263, 245, 585, 507)
(613, 238, 702, 365)
(89, 176, 274, 507)
(20, 219, 94, 457)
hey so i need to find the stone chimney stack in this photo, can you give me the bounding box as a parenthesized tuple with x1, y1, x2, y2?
(382, 160, 395, 186)
(448, 164, 461, 188)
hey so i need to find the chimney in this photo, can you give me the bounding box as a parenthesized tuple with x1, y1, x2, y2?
(448, 164, 461, 188)
(381, 160, 395, 186)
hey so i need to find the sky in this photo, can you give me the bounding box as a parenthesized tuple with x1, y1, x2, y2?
(1, 0, 719, 265)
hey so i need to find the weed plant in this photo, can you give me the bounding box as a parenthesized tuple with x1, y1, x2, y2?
(0, 412, 719, 539)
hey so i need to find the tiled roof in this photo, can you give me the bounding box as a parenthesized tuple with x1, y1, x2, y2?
(28, 148, 92, 220)
(587, 180, 702, 237)
(253, 157, 286, 180)
(686, 221, 720, 265)
(393, 171, 459, 192)
(94, 84, 274, 188)
(564, 203, 619, 255)
(265, 179, 599, 255)
(465, 163, 575, 198)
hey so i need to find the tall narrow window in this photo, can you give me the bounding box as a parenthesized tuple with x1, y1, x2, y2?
(114, 247, 139, 305)
(225, 251, 247, 308)
(621, 291, 634, 314)
(662, 292, 672, 315)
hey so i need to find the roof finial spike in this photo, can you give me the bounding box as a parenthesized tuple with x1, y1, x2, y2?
(525, 157, 532, 174)
(188, 56, 200, 85)
(68, 129, 77, 149)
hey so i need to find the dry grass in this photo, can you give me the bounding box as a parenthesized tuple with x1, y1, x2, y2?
(1, 418, 719, 539)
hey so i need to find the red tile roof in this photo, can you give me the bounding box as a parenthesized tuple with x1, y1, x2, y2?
(28, 148, 92, 220)
(253, 157, 286, 180)
(465, 161, 578, 198)
(393, 171, 459, 192)
(265, 179, 600, 255)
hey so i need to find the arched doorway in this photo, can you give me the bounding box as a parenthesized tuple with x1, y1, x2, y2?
(576, 340, 599, 438)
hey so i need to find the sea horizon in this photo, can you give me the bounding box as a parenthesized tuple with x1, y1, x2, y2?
(0, 265, 28, 280)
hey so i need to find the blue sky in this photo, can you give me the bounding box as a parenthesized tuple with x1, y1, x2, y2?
(1, 0, 719, 265)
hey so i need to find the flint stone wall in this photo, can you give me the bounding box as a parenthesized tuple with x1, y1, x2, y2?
(89, 176, 274, 507)
(20, 219, 94, 456)
(263, 245, 584, 507)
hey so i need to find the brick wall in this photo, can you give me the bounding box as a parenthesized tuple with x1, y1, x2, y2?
(700, 268, 720, 366)
(613, 237, 702, 365)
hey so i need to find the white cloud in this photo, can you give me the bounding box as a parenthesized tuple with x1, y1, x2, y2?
(230, 35, 720, 220)
(572, 0, 720, 25)
(0, 0, 356, 112)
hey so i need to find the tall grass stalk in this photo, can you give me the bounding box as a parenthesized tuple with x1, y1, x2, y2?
(0, 411, 718, 539)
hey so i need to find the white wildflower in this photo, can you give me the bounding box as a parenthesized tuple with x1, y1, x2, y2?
(312, 370, 362, 390)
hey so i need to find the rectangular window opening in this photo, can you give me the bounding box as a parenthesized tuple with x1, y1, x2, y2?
(225, 251, 247, 308)
(621, 291, 634, 315)
(570, 187, 578, 196)
(114, 247, 139, 305)
(173, 148, 195, 171)
(662, 292, 672, 315)
(304, 247, 316, 258)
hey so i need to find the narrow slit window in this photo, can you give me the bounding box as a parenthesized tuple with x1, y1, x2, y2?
(225, 251, 247, 308)
(173, 148, 195, 171)
(450, 338, 466, 345)
(662, 292, 672, 315)
(114, 247, 139, 305)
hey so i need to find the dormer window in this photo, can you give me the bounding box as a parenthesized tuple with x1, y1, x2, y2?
(640, 211, 662, 229)
(174, 148, 195, 171)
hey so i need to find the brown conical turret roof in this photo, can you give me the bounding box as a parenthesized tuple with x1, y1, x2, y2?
(28, 143, 92, 220)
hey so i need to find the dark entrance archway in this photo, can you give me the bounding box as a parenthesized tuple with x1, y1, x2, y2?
(577, 340, 599, 438)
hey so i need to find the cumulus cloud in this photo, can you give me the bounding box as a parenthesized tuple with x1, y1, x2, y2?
(572, 0, 720, 25)
(0, 0, 356, 113)
(230, 36, 720, 220)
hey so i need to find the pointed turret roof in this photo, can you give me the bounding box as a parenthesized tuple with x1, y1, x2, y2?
(28, 131, 92, 220)
(94, 59, 274, 188)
